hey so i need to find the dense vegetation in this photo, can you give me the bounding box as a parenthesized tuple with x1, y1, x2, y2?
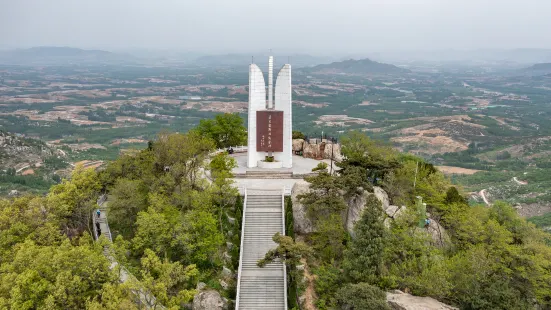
(0, 125, 243, 309)
(262, 131, 551, 309)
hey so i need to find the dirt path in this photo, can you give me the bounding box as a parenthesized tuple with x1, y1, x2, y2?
(479, 189, 490, 206)
(513, 177, 528, 185)
(301, 258, 318, 310)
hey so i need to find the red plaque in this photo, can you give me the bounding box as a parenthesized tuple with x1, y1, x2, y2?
(257, 110, 284, 152)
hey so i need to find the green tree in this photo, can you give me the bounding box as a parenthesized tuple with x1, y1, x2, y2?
(154, 131, 215, 195)
(47, 165, 101, 238)
(343, 195, 386, 284)
(136, 249, 198, 309)
(180, 209, 224, 265)
(299, 171, 347, 222)
(334, 283, 390, 310)
(337, 131, 401, 182)
(258, 233, 313, 267)
(292, 130, 305, 140)
(0, 239, 115, 310)
(195, 113, 247, 149)
(86, 282, 138, 310)
(108, 178, 148, 238)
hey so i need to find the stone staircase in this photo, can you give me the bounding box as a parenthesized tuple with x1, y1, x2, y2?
(236, 190, 287, 310)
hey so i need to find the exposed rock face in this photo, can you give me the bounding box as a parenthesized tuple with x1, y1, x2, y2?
(292, 182, 404, 235)
(387, 290, 458, 310)
(192, 290, 227, 310)
(292, 138, 342, 161)
(291, 180, 315, 234)
(425, 214, 451, 248)
(323, 143, 343, 161)
(292, 139, 305, 152)
(303, 143, 324, 159)
(346, 186, 404, 235)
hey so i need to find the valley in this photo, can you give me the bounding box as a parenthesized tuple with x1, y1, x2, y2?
(1, 56, 551, 228)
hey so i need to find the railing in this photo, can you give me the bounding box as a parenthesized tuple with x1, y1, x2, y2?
(92, 210, 99, 240)
(209, 145, 248, 156)
(235, 187, 247, 310)
(281, 186, 288, 310)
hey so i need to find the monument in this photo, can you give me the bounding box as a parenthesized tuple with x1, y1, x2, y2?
(247, 56, 292, 168)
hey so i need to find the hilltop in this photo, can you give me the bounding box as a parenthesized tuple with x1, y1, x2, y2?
(521, 62, 551, 75)
(303, 58, 411, 75)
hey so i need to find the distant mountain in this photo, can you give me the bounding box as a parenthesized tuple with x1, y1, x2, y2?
(303, 58, 410, 75)
(520, 63, 551, 75)
(193, 53, 335, 69)
(0, 46, 135, 65)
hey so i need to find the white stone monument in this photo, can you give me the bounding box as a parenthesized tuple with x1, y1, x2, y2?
(247, 56, 292, 168)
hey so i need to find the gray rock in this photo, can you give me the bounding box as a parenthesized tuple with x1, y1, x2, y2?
(291, 180, 315, 234)
(193, 290, 227, 310)
(386, 290, 458, 310)
(196, 282, 207, 291)
(223, 251, 232, 263)
(373, 186, 390, 211)
(293, 139, 305, 152)
(323, 143, 342, 161)
(226, 242, 233, 251)
(424, 214, 451, 249)
(226, 215, 236, 225)
(219, 279, 229, 290)
(221, 266, 232, 278)
(346, 187, 394, 235)
(303, 142, 323, 159)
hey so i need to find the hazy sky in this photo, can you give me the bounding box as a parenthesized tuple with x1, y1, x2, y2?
(1, 0, 550, 54)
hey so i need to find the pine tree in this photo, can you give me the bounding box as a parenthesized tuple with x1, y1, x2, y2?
(343, 195, 387, 284)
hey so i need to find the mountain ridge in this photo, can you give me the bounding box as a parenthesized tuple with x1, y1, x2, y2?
(303, 58, 410, 74)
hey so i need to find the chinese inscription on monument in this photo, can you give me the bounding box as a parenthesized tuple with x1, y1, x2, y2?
(257, 110, 283, 152)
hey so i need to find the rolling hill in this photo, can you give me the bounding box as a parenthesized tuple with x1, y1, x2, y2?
(303, 58, 410, 75)
(520, 63, 551, 75)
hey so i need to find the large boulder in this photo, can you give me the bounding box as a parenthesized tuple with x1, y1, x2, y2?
(192, 290, 227, 310)
(323, 143, 343, 161)
(301, 141, 343, 161)
(293, 139, 305, 152)
(291, 180, 315, 234)
(345, 186, 402, 235)
(303, 142, 324, 159)
(387, 290, 458, 310)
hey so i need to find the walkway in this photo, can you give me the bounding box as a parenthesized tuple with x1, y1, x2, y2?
(93, 195, 161, 309)
(236, 189, 287, 310)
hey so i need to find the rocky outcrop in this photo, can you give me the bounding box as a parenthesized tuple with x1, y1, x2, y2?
(387, 290, 458, 310)
(291, 180, 315, 234)
(292, 139, 305, 152)
(425, 214, 451, 248)
(292, 181, 405, 235)
(192, 290, 228, 310)
(292, 138, 342, 161)
(323, 143, 343, 161)
(346, 186, 404, 235)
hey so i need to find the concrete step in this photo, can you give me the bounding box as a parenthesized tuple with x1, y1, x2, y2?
(237, 192, 286, 310)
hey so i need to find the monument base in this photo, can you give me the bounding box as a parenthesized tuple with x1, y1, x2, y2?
(257, 160, 283, 169)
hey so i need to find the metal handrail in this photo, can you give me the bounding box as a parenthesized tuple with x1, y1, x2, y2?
(235, 187, 247, 310)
